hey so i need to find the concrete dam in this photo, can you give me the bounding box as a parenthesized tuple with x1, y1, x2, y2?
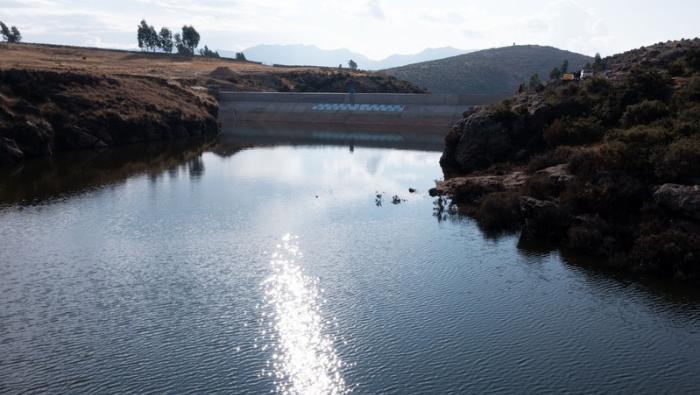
(218, 92, 493, 129)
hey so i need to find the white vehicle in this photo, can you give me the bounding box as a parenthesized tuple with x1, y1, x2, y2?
(580, 69, 595, 79)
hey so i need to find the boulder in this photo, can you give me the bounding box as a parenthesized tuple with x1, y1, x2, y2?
(0, 137, 24, 164)
(442, 110, 514, 174)
(535, 164, 574, 186)
(654, 184, 700, 221)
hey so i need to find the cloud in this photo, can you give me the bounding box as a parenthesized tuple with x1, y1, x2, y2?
(365, 0, 385, 20)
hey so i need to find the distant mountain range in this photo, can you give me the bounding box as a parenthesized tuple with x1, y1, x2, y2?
(220, 45, 473, 70)
(382, 45, 593, 97)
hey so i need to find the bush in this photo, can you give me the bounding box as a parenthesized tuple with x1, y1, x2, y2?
(631, 229, 700, 280)
(619, 68, 674, 106)
(659, 137, 700, 181)
(565, 215, 613, 256)
(543, 116, 604, 146)
(526, 146, 575, 173)
(567, 147, 613, 179)
(673, 75, 700, 104)
(474, 192, 521, 234)
(668, 59, 686, 76)
(620, 100, 670, 127)
(560, 174, 647, 220)
(526, 174, 563, 200)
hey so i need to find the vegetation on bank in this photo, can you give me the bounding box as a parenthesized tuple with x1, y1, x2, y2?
(438, 39, 700, 282)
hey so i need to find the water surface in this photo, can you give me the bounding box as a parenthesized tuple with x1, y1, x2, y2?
(1, 126, 699, 394)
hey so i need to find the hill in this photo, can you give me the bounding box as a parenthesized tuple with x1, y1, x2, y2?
(434, 39, 700, 282)
(383, 45, 593, 97)
(232, 44, 471, 69)
(0, 43, 422, 164)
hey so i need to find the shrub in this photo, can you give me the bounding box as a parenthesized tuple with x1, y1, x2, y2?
(526, 174, 563, 200)
(566, 215, 613, 256)
(668, 59, 686, 77)
(631, 229, 700, 280)
(673, 75, 700, 104)
(521, 201, 570, 242)
(619, 68, 674, 106)
(474, 192, 522, 234)
(567, 148, 603, 179)
(620, 100, 670, 127)
(560, 174, 647, 220)
(583, 76, 613, 95)
(659, 136, 700, 181)
(526, 146, 575, 173)
(543, 116, 604, 146)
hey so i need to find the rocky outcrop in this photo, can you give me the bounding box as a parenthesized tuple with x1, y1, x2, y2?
(0, 68, 219, 164)
(430, 171, 528, 202)
(654, 184, 700, 221)
(440, 93, 552, 176)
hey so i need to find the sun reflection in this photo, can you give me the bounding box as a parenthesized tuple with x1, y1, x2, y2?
(260, 234, 349, 395)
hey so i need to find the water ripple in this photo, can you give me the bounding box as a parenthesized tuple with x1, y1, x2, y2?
(260, 235, 349, 395)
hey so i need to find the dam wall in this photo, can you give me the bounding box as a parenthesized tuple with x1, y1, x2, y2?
(218, 92, 494, 128)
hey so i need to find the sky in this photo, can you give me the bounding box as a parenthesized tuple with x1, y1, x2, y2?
(1, 0, 699, 59)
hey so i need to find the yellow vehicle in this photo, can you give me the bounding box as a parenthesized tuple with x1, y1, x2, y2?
(561, 73, 576, 81)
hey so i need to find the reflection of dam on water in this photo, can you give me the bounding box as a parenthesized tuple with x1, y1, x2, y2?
(218, 92, 495, 129)
(220, 122, 446, 152)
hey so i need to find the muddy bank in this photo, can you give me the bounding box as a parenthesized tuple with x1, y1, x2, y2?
(0, 68, 219, 164)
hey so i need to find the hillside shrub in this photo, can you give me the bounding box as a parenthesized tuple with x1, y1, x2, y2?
(619, 69, 674, 106)
(659, 136, 700, 181)
(673, 75, 700, 104)
(543, 116, 604, 146)
(620, 100, 670, 127)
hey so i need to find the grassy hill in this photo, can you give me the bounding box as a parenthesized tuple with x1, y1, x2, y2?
(383, 45, 593, 97)
(435, 39, 700, 282)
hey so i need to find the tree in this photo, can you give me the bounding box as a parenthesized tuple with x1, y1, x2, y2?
(529, 73, 543, 91)
(348, 59, 358, 70)
(550, 67, 562, 80)
(593, 52, 605, 72)
(561, 59, 569, 73)
(137, 20, 158, 51)
(10, 26, 21, 43)
(0, 21, 22, 43)
(159, 27, 173, 53)
(174, 33, 189, 55)
(235, 52, 246, 61)
(199, 45, 219, 57)
(181, 25, 200, 53)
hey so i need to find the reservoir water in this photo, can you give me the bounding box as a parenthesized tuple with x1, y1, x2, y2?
(1, 125, 699, 394)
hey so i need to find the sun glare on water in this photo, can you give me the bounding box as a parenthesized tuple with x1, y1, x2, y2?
(260, 234, 349, 395)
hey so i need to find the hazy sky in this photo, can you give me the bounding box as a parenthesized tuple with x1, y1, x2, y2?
(1, 0, 699, 58)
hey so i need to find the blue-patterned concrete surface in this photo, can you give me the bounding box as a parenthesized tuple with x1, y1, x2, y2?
(312, 103, 405, 112)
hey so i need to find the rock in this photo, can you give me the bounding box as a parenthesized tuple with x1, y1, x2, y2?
(408, 188, 417, 193)
(535, 164, 574, 186)
(0, 137, 24, 164)
(440, 110, 514, 174)
(654, 184, 700, 221)
(432, 171, 528, 203)
(391, 195, 404, 205)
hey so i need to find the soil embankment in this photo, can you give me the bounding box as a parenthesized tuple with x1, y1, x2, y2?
(0, 43, 422, 163)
